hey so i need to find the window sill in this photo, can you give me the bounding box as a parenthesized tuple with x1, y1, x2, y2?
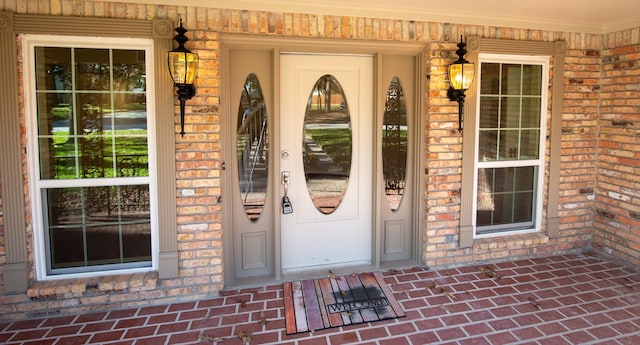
(473, 231, 549, 251)
(27, 271, 158, 300)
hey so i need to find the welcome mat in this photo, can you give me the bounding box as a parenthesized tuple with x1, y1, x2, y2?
(283, 271, 405, 334)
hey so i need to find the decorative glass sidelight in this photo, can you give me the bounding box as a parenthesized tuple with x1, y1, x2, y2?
(303, 75, 352, 214)
(382, 77, 408, 211)
(237, 73, 269, 222)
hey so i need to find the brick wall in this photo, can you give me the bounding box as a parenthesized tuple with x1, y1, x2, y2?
(593, 29, 640, 265)
(559, 46, 601, 234)
(0, 0, 638, 319)
(423, 41, 464, 265)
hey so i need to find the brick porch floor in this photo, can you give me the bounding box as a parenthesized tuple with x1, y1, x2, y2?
(1, 253, 639, 344)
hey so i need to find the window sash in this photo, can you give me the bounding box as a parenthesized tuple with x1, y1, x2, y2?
(42, 185, 152, 275)
(24, 35, 158, 278)
(474, 54, 549, 237)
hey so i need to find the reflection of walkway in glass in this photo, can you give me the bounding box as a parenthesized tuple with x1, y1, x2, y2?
(303, 123, 350, 176)
(304, 177, 348, 213)
(241, 192, 266, 221)
(303, 135, 345, 176)
(53, 109, 148, 132)
(303, 128, 349, 214)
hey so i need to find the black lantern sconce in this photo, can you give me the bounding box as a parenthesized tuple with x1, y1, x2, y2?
(447, 36, 475, 132)
(168, 19, 199, 136)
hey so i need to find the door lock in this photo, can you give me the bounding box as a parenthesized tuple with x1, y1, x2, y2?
(282, 196, 293, 214)
(281, 171, 293, 214)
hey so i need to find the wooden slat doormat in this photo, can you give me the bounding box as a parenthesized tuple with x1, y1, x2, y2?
(283, 271, 405, 334)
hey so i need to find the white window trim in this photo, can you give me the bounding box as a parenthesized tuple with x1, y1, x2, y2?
(472, 53, 550, 239)
(23, 34, 159, 280)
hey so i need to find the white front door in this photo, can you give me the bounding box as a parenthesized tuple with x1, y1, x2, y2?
(280, 54, 373, 273)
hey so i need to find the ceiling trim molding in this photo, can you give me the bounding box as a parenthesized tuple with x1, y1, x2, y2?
(603, 16, 640, 34)
(101, 0, 637, 34)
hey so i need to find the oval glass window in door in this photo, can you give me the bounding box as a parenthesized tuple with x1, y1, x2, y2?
(382, 76, 408, 211)
(236, 73, 268, 222)
(303, 74, 352, 214)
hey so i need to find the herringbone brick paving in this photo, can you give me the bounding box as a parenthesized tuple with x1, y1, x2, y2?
(1, 253, 639, 344)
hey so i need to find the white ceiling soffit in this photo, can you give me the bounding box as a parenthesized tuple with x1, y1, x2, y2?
(110, 0, 640, 34)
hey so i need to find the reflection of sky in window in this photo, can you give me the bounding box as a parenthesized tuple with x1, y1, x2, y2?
(303, 123, 350, 129)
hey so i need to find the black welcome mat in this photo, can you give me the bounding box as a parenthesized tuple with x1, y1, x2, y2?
(283, 271, 405, 334)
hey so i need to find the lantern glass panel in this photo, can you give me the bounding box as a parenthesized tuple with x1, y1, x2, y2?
(168, 51, 198, 84)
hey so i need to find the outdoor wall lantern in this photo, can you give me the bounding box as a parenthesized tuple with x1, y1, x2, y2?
(447, 36, 475, 132)
(168, 18, 199, 136)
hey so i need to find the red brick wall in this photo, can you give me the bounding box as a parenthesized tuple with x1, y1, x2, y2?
(593, 32, 640, 265)
(560, 47, 601, 236)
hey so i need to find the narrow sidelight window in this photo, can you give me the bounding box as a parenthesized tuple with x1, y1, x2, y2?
(236, 73, 269, 222)
(382, 76, 408, 211)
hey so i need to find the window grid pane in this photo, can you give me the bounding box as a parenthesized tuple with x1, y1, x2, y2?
(46, 186, 151, 270)
(476, 167, 536, 229)
(476, 59, 545, 235)
(478, 62, 543, 162)
(36, 47, 149, 181)
(33, 42, 153, 275)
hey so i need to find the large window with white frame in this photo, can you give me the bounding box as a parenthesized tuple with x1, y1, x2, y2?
(24, 35, 158, 277)
(474, 54, 548, 237)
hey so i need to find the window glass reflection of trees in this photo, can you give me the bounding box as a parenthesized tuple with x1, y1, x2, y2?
(34, 46, 151, 273)
(237, 73, 269, 222)
(303, 75, 351, 214)
(382, 77, 408, 211)
(36, 47, 149, 180)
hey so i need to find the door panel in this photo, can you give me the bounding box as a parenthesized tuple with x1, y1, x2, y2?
(379, 55, 416, 262)
(280, 54, 373, 273)
(229, 49, 274, 279)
